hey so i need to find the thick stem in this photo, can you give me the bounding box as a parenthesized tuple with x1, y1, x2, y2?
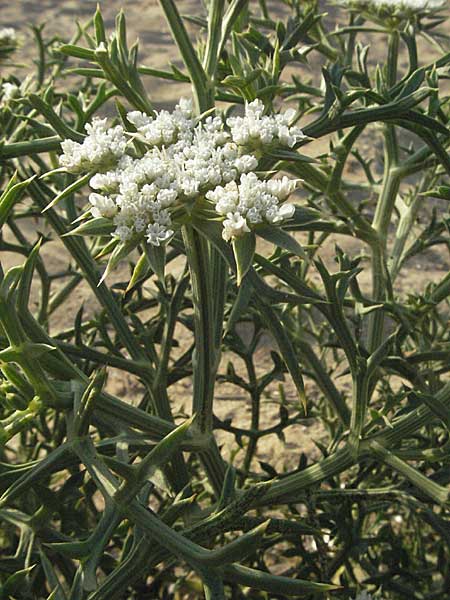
(158, 0, 211, 112)
(386, 30, 399, 88)
(349, 360, 369, 454)
(183, 226, 227, 494)
(367, 159, 400, 354)
(367, 31, 401, 352)
(258, 446, 355, 506)
(183, 227, 216, 433)
(367, 101, 401, 352)
(203, 0, 226, 79)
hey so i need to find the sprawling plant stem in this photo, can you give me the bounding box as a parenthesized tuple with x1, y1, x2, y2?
(203, 0, 226, 80)
(158, 0, 231, 494)
(183, 228, 216, 434)
(367, 31, 401, 354)
(183, 227, 227, 494)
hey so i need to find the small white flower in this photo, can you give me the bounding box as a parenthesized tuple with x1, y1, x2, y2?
(89, 193, 118, 218)
(266, 176, 301, 200)
(95, 41, 108, 53)
(59, 117, 128, 173)
(127, 111, 151, 129)
(0, 27, 17, 47)
(276, 203, 296, 220)
(114, 224, 133, 241)
(89, 171, 121, 193)
(227, 99, 306, 149)
(222, 212, 251, 241)
(235, 154, 259, 173)
(1, 82, 19, 105)
(146, 222, 174, 245)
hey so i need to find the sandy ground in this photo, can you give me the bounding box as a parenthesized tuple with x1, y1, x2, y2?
(1, 0, 450, 473)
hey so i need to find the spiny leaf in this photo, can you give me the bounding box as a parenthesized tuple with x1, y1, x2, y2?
(43, 172, 92, 212)
(257, 225, 307, 259)
(98, 236, 141, 285)
(256, 301, 307, 412)
(0, 173, 36, 230)
(66, 217, 116, 237)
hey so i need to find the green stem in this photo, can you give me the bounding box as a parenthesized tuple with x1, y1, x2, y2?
(386, 30, 399, 88)
(183, 226, 226, 494)
(370, 441, 449, 505)
(367, 162, 400, 355)
(158, 0, 210, 112)
(203, 0, 225, 79)
(369, 380, 450, 448)
(367, 32, 401, 352)
(183, 227, 215, 433)
(258, 447, 354, 505)
(0, 136, 61, 159)
(349, 359, 369, 454)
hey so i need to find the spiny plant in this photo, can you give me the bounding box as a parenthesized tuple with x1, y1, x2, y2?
(0, 0, 450, 598)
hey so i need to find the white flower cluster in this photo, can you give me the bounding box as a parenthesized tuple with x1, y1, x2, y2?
(0, 27, 17, 47)
(1, 82, 19, 106)
(337, 0, 446, 13)
(206, 174, 297, 241)
(59, 118, 128, 173)
(227, 99, 305, 148)
(58, 99, 302, 245)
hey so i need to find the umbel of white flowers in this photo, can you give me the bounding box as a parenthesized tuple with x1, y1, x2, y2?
(59, 99, 304, 245)
(337, 0, 446, 12)
(0, 27, 17, 46)
(1, 82, 20, 105)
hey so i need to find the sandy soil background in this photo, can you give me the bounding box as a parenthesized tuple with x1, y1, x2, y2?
(1, 1, 450, 472)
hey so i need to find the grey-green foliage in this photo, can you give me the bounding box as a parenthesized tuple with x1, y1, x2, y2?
(1, 0, 450, 598)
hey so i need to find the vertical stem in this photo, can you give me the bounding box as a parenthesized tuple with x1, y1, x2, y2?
(183, 226, 226, 494)
(386, 30, 399, 88)
(367, 31, 400, 354)
(241, 356, 260, 481)
(367, 150, 400, 355)
(203, 0, 226, 79)
(158, 0, 211, 112)
(160, 0, 228, 494)
(343, 14, 360, 68)
(349, 359, 369, 454)
(183, 227, 216, 433)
